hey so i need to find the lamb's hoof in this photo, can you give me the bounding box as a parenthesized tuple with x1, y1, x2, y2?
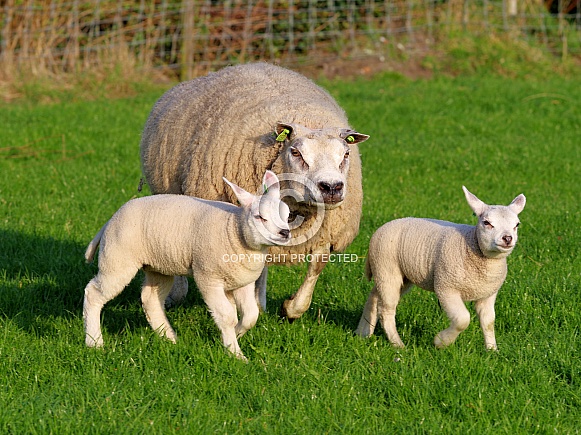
(434, 334, 452, 349)
(354, 328, 370, 338)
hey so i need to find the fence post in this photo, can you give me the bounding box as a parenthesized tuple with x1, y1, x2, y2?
(508, 0, 517, 16)
(0, 0, 14, 74)
(181, 0, 195, 81)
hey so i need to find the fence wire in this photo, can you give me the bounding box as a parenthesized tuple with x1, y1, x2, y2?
(1, 0, 580, 79)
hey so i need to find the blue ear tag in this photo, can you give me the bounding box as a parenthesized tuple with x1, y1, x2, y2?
(275, 129, 290, 142)
(346, 135, 355, 143)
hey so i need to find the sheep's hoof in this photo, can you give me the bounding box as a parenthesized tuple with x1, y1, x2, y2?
(279, 303, 298, 323)
(165, 276, 189, 308)
(164, 295, 182, 309)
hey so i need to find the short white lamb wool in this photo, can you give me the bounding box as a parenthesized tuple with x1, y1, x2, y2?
(356, 186, 526, 350)
(83, 171, 290, 360)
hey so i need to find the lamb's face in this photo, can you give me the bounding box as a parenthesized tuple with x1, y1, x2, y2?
(250, 194, 291, 246)
(224, 171, 291, 249)
(463, 186, 526, 259)
(277, 124, 369, 210)
(476, 207, 521, 259)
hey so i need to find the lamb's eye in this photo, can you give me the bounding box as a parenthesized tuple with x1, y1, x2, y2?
(344, 150, 350, 159)
(255, 215, 267, 223)
(483, 220, 493, 228)
(515, 222, 520, 229)
(290, 148, 301, 157)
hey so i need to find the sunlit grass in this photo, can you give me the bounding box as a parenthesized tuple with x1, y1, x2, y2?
(0, 72, 579, 432)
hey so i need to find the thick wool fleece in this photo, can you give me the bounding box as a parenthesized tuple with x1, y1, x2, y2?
(140, 62, 363, 264)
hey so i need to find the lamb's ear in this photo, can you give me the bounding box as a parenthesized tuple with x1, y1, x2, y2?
(462, 186, 487, 216)
(223, 177, 255, 208)
(262, 170, 280, 195)
(340, 129, 370, 145)
(508, 194, 526, 215)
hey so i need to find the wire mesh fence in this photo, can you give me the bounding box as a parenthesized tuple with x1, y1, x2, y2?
(1, 0, 580, 79)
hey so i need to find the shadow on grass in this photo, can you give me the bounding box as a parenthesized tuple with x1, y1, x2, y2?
(0, 228, 373, 341)
(0, 228, 155, 337)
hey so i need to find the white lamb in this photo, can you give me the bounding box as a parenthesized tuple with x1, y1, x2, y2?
(356, 186, 526, 350)
(83, 171, 290, 360)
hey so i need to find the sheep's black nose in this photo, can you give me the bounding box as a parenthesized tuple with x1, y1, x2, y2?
(502, 235, 512, 245)
(279, 229, 290, 239)
(318, 181, 344, 194)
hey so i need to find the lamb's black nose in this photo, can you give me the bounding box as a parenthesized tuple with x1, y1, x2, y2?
(279, 229, 290, 239)
(502, 235, 512, 245)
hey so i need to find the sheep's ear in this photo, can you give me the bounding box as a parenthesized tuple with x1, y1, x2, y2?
(462, 186, 487, 216)
(223, 177, 255, 208)
(508, 194, 526, 215)
(340, 129, 370, 144)
(262, 170, 280, 195)
(274, 123, 295, 142)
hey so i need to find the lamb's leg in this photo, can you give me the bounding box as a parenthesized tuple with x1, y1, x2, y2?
(255, 266, 268, 313)
(165, 275, 189, 308)
(232, 283, 260, 338)
(280, 252, 328, 321)
(434, 292, 471, 349)
(374, 277, 406, 347)
(83, 267, 138, 348)
(199, 284, 246, 360)
(355, 286, 380, 338)
(474, 292, 498, 351)
(142, 271, 177, 343)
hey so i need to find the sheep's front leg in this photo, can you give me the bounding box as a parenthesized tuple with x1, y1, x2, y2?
(434, 292, 471, 349)
(199, 284, 246, 360)
(475, 292, 498, 351)
(142, 271, 177, 343)
(165, 276, 189, 308)
(232, 283, 260, 338)
(255, 267, 268, 313)
(280, 250, 328, 321)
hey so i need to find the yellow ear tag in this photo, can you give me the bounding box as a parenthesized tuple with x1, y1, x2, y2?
(346, 135, 355, 143)
(275, 129, 290, 142)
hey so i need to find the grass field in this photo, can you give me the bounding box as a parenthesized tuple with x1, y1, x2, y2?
(0, 72, 579, 433)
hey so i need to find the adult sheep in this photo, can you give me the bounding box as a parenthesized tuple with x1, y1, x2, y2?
(140, 62, 369, 320)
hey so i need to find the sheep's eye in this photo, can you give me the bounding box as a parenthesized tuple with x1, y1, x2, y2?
(254, 215, 267, 223)
(344, 150, 350, 159)
(515, 222, 520, 229)
(483, 220, 493, 228)
(290, 148, 301, 158)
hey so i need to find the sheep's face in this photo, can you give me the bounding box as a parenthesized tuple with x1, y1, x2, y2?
(276, 123, 369, 210)
(224, 171, 291, 249)
(463, 186, 526, 259)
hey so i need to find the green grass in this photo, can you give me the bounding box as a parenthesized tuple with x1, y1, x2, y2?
(0, 72, 579, 433)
